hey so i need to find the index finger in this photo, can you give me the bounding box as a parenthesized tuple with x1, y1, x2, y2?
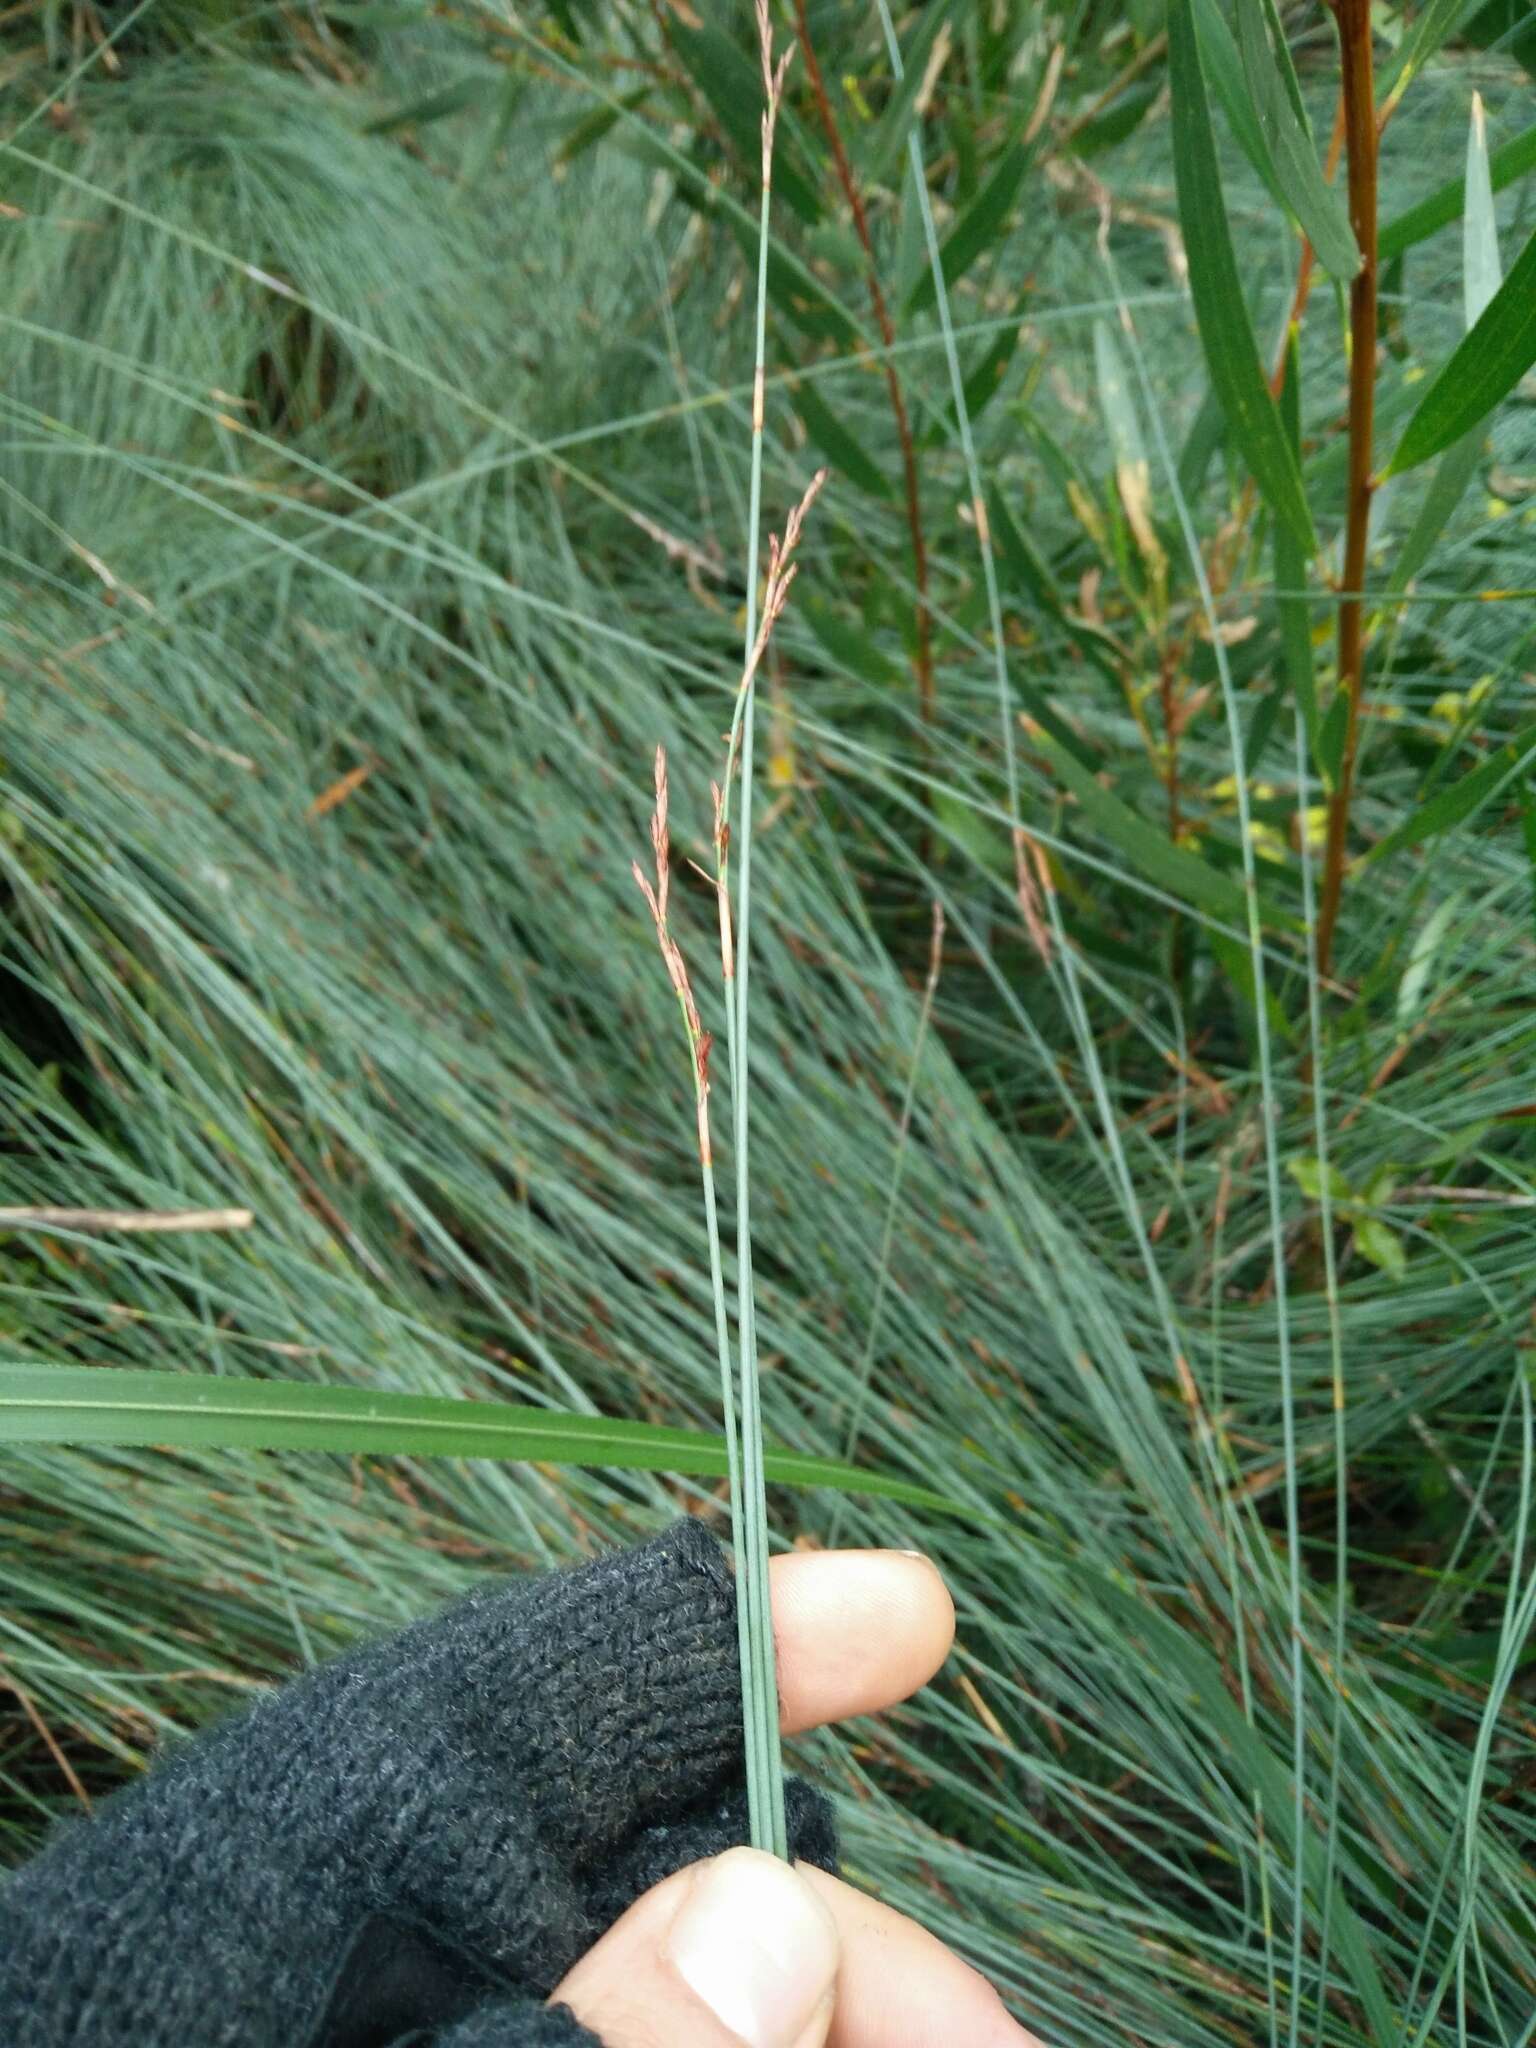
(804, 1865, 1043, 2048)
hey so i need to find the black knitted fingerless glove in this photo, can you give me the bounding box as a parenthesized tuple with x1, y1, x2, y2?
(0, 1519, 837, 2048)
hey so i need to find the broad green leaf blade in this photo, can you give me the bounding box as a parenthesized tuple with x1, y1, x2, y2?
(790, 376, 893, 499)
(1190, 0, 1285, 210)
(1464, 0, 1536, 78)
(799, 596, 905, 688)
(987, 485, 1123, 711)
(1169, 0, 1317, 555)
(923, 315, 1023, 443)
(1093, 318, 1149, 472)
(1177, 381, 1227, 500)
(1033, 731, 1249, 922)
(1274, 333, 1320, 768)
(905, 141, 1032, 314)
(1379, 119, 1536, 262)
(557, 89, 650, 167)
(1385, 430, 1484, 593)
(1378, 0, 1485, 100)
(1384, 223, 1536, 475)
(0, 1364, 963, 1514)
(1236, 0, 1358, 278)
(1210, 927, 1295, 1050)
(1360, 722, 1536, 866)
(1068, 78, 1159, 160)
(1094, 318, 1163, 572)
(1397, 891, 1463, 1029)
(1464, 92, 1502, 327)
(1383, 97, 1504, 590)
(364, 74, 497, 135)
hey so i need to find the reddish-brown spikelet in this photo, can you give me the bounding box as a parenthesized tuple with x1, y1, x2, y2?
(633, 754, 708, 1144)
(1012, 828, 1054, 966)
(739, 469, 828, 703)
(634, 463, 831, 1173)
(650, 744, 670, 925)
(710, 781, 735, 984)
(631, 860, 660, 929)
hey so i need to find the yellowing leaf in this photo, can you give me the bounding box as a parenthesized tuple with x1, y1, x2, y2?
(1288, 1154, 1353, 1203)
(1249, 821, 1289, 864)
(1297, 803, 1328, 850)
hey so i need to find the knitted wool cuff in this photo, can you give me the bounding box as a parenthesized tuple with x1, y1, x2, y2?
(418, 2007, 603, 2047)
(0, 1519, 837, 2048)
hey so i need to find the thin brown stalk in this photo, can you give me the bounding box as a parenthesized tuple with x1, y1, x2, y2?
(1316, 0, 1379, 979)
(0, 1666, 93, 1811)
(790, 0, 933, 733)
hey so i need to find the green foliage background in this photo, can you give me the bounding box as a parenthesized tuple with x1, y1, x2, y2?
(3, 1, 1536, 2042)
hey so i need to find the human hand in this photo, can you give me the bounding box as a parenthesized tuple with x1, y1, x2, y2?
(549, 1548, 1043, 2048)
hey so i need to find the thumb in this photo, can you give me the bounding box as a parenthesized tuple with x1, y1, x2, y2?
(550, 1848, 841, 2048)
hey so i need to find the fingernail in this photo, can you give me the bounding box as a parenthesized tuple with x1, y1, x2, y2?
(666, 1848, 839, 2048)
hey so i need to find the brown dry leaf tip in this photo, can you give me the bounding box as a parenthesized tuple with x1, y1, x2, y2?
(785, 467, 829, 550)
(709, 781, 735, 982)
(1012, 828, 1054, 965)
(765, 561, 797, 635)
(741, 592, 781, 699)
(635, 840, 703, 1052)
(632, 860, 662, 929)
(650, 745, 671, 923)
(1024, 828, 1054, 900)
(306, 758, 375, 821)
(662, 932, 698, 1024)
(694, 1082, 714, 1170)
(695, 1028, 713, 1091)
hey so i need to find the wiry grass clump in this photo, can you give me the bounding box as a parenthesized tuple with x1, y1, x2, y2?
(4, 2, 1536, 2043)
